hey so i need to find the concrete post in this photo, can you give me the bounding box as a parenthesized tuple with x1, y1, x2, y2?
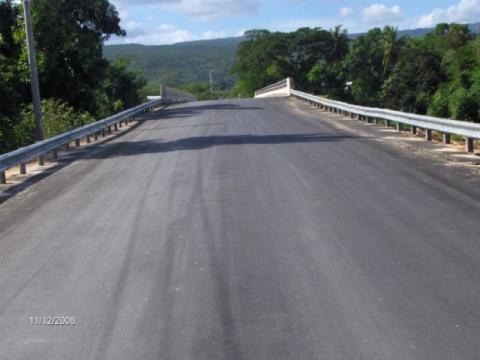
(411, 126, 417, 135)
(20, 163, 27, 175)
(465, 137, 474, 153)
(75, 138, 81, 147)
(443, 133, 450, 144)
(426, 129, 432, 141)
(0, 171, 6, 184)
(287, 77, 294, 91)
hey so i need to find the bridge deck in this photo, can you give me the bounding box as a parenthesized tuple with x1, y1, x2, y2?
(1, 98, 480, 359)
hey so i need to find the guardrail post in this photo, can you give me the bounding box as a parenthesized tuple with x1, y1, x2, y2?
(396, 122, 401, 131)
(443, 133, 450, 144)
(465, 137, 474, 153)
(108, 126, 112, 134)
(411, 126, 417, 135)
(65, 142, 70, 151)
(119, 121, 123, 128)
(0, 171, 5, 184)
(86, 134, 91, 143)
(385, 120, 390, 127)
(52, 149, 58, 159)
(101, 128, 106, 137)
(94, 132, 98, 140)
(75, 138, 81, 147)
(20, 163, 26, 175)
(114, 123, 118, 131)
(38, 156, 44, 166)
(426, 129, 432, 141)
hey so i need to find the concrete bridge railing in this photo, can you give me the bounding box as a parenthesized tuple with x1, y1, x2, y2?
(254, 78, 294, 98)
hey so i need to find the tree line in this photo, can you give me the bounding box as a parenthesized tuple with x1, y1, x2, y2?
(0, 0, 146, 154)
(232, 24, 480, 122)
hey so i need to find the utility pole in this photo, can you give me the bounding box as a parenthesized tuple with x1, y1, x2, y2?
(209, 70, 215, 94)
(23, 0, 44, 142)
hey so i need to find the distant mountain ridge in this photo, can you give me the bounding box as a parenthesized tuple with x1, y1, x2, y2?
(104, 22, 480, 86)
(104, 37, 244, 88)
(350, 21, 480, 38)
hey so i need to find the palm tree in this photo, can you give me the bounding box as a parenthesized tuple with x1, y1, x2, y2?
(330, 25, 349, 63)
(381, 26, 399, 72)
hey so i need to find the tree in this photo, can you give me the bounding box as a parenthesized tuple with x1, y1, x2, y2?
(232, 29, 289, 95)
(0, 0, 148, 154)
(381, 39, 444, 113)
(28, 0, 125, 114)
(96, 58, 147, 118)
(381, 26, 400, 73)
(307, 62, 347, 99)
(329, 25, 349, 63)
(232, 27, 337, 95)
(0, 0, 25, 153)
(344, 28, 385, 106)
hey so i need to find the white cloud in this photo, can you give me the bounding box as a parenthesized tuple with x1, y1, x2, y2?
(361, 4, 403, 25)
(340, 7, 353, 17)
(112, 0, 259, 21)
(416, 0, 480, 28)
(110, 22, 194, 45)
(201, 30, 229, 39)
(109, 3, 236, 44)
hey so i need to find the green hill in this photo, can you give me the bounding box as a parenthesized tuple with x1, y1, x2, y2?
(103, 22, 480, 88)
(103, 37, 244, 89)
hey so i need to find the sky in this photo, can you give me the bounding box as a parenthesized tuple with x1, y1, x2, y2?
(107, 0, 480, 45)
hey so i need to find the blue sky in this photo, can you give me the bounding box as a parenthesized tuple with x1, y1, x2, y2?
(108, 0, 480, 45)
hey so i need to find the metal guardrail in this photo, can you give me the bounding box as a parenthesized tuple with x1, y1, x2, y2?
(254, 79, 289, 97)
(0, 97, 189, 183)
(291, 89, 479, 152)
(254, 78, 479, 152)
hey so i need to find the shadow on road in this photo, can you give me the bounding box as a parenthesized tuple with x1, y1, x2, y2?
(155, 103, 262, 119)
(88, 133, 356, 159)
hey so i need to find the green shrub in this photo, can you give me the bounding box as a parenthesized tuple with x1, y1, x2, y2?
(15, 99, 94, 147)
(428, 86, 450, 118)
(449, 87, 479, 121)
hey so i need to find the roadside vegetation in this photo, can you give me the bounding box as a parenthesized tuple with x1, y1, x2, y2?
(232, 24, 480, 123)
(0, 0, 145, 154)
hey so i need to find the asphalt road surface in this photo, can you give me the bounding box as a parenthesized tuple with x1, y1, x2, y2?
(1, 98, 480, 360)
